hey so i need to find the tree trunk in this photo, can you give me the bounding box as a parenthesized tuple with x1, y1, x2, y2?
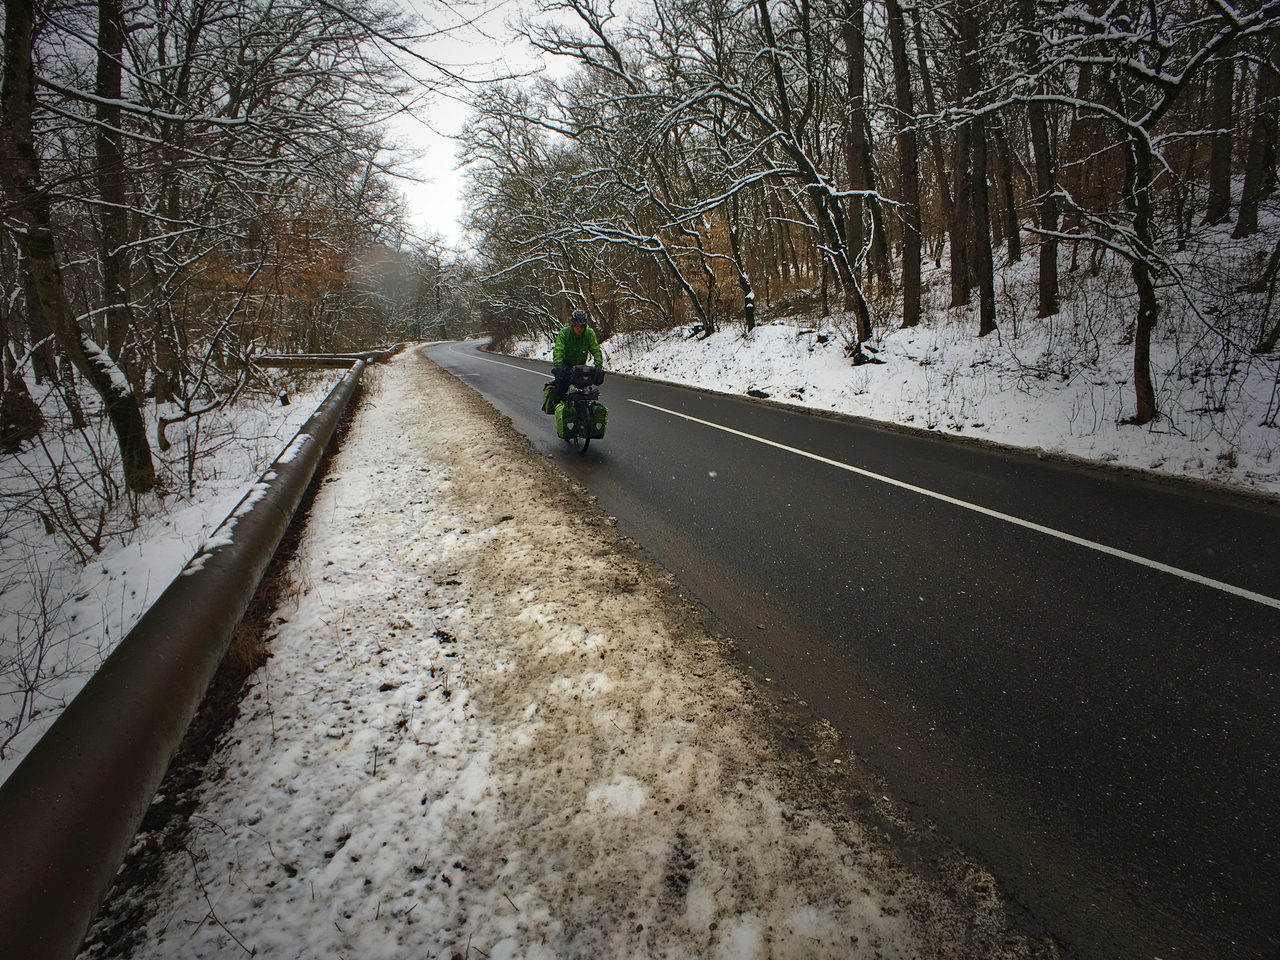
(0, 299, 43, 451)
(863, 142, 894, 293)
(727, 196, 756, 331)
(950, 121, 973, 306)
(1247, 238, 1280, 351)
(1257, 317, 1280, 354)
(841, 0, 868, 282)
(1029, 98, 1060, 315)
(1, 341, 43, 452)
(96, 0, 133, 361)
(1125, 135, 1159, 424)
(1205, 56, 1235, 225)
(60, 355, 86, 430)
(694, 228, 718, 336)
(912, 12, 955, 267)
(887, 0, 921, 328)
(957, 0, 994, 333)
(992, 118, 1022, 262)
(16, 252, 58, 382)
(971, 119, 998, 336)
(820, 257, 830, 316)
(1, 0, 156, 492)
(1017, 0, 1059, 315)
(816, 187, 873, 340)
(1234, 39, 1279, 239)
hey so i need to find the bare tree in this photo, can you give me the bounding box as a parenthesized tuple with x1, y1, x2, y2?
(1021, 0, 1280, 423)
(1205, 54, 1236, 225)
(1234, 37, 1280, 239)
(885, 0, 921, 328)
(2, 0, 470, 517)
(1, 0, 156, 492)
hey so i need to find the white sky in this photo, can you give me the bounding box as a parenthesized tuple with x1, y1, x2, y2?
(385, 0, 578, 249)
(385, 94, 473, 248)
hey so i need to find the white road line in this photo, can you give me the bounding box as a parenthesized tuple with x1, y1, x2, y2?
(629, 398, 1280, 612)
(450, 347, 547, 378)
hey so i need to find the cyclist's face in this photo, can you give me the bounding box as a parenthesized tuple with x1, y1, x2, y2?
(573, 323, 585, 334)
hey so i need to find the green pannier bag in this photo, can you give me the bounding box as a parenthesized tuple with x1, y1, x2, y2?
(589, 402, 608, 438)
(555, 401, 577, 439)
(542, 383, 558, 415)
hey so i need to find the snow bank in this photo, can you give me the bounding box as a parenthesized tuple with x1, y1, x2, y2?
(512, 297, 1279, 497)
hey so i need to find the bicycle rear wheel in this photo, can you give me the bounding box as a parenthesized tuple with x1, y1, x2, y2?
(572, 400, 590, 454)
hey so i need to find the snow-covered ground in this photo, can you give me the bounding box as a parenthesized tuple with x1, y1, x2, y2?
(511, 255, 1280, 498)
(0, 374, 339, 785)
(80, 350, 1050, 960)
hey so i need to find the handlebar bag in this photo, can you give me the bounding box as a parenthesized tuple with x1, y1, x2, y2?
(570, 366, 605, 387)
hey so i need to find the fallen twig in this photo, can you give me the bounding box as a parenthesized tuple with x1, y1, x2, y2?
(183, 846, 256, 955)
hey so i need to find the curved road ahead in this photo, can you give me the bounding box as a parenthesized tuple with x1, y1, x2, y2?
(425, 341, 1280, 960)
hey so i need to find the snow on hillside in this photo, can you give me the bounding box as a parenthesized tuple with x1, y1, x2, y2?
(512, 251, 1280, 497)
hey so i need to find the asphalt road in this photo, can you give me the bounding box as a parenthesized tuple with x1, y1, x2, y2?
(424, 341, 1280, 960)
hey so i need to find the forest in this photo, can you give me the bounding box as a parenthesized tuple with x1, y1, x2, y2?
(465, 0, 1280, 430)
(3, 3, 1278, 949)
(0, 0, 476, 503)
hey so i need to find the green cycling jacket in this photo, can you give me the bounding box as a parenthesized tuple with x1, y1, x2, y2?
(552, 324, 604, 368)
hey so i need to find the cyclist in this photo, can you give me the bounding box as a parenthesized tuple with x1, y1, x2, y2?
(550, 309, 604, 404)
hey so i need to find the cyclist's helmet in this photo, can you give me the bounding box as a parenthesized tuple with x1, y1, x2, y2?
(571, 309, 588, 327)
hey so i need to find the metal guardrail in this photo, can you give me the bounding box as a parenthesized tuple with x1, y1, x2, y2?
(0, 360, 368, 960)
(254, 345, 404, 367)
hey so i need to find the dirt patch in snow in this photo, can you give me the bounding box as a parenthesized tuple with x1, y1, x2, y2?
(80, 349, 1056, 960)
